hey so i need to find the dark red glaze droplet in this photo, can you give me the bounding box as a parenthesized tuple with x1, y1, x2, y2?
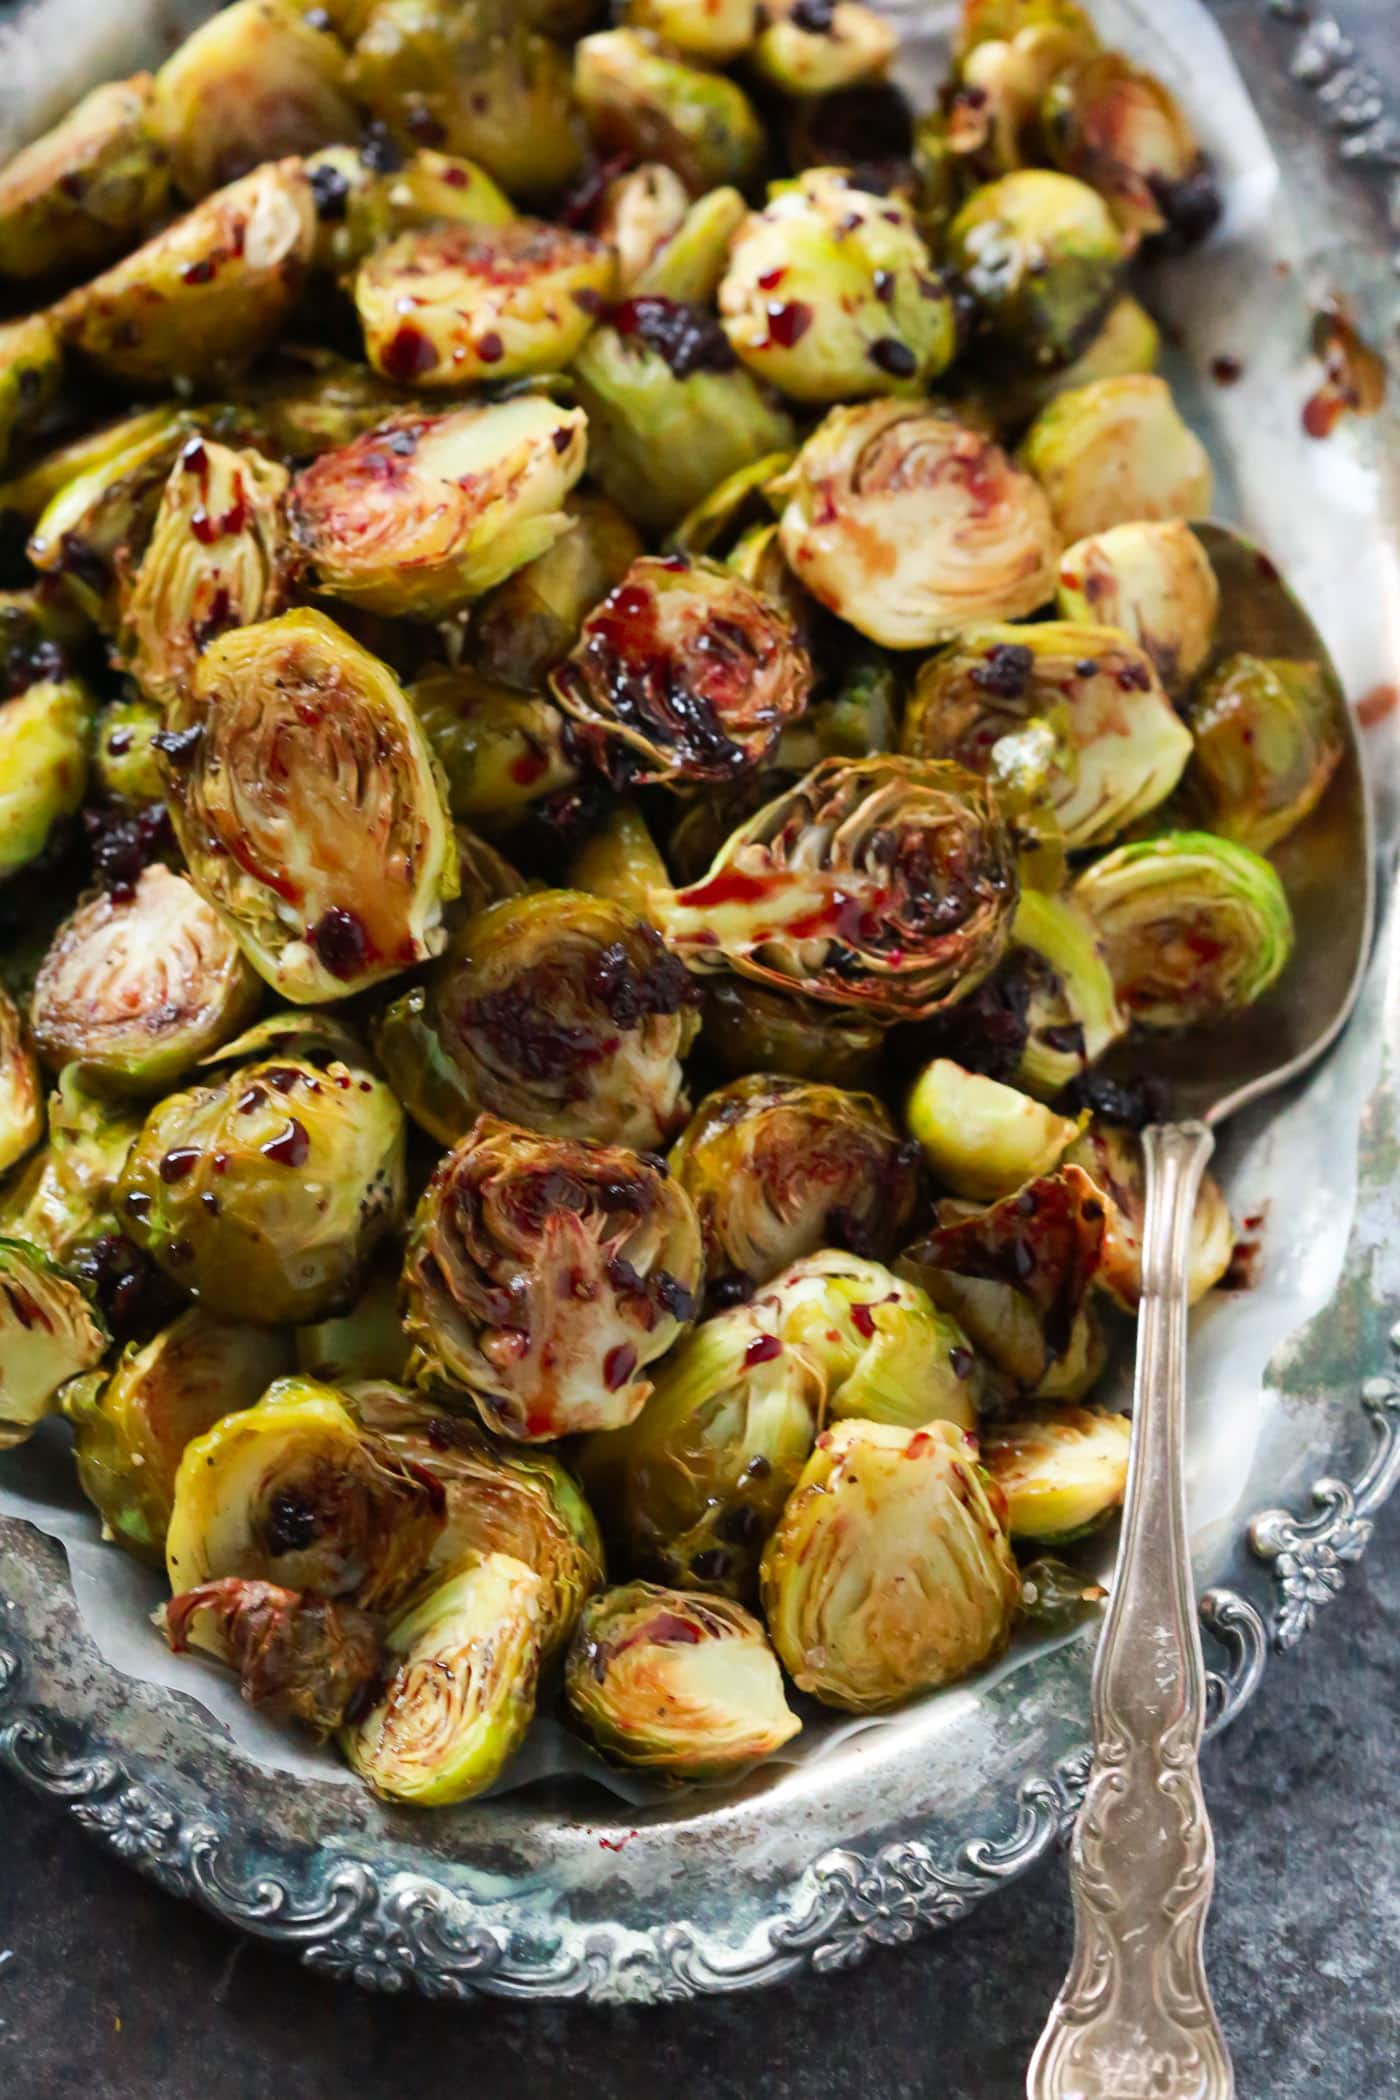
(158, 1148, 200, 1185)
(476, 331, 505, 365)
(766, 301, 813, 349)
(849, 1302, 877, 1339)
(381, 324, 439, 382)
(745, 1333, 783, 1368)
(1210, 354, 1243, 385)
(261, 1117, 310, 1168)
(310, 907, 377, 980)
(603, 1343, 638, 1391)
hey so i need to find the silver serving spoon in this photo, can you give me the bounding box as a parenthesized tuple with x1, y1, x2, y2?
(1027, 522, 1376, 2100)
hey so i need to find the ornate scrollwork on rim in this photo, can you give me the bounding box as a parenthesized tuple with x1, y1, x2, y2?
(1265, 0, 1400, 269)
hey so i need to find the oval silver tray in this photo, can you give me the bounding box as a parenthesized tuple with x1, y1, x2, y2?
(1, 0, 1399, 2006)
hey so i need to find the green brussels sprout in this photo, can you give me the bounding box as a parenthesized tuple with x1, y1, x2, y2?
(162, 610, 457, 1004)
(902, 622, 1192, 849)
(1056, 520, 1218, 694)
(151, 0, 359, 202)
(117, 438, 295, 709)
(571, 315, 798, 536)
(629, 185, 749, 305)
(295, 1258, 410, 1386)
(165, 1578, 381, 1737)
(944, 12, 1099, 180)
(25, 410, 199, 628)
(0, 1236, 108, 1448)
(1071, 831, 1294, 1030)
(952, 0, 1098, 64)
(624, 0, 757, 62)
(750, 0, 897, 94)
(29, 865, 262, 1095)
(760, 1417, 1021, 1710)
(377, 888, 698, 1147)
(770, 1247, 983, 1431)
(165, 1376, 444, 1608)
(0, 1068, 145, 1264)
(93, 697, 165, 809)
(0, 405, 190, 527)
(1183, 653, 1343, 854)
(550, 554, 813, 789)
(226, 347, 410, 461)
(981, 1402, 1130, 1541)
(718, 170, 956, 406)
(1008, 886, 1127, 1098)
(698, 977, 884, 1088)
(407, 666, 579, 830)
(596, 163, 690, 293)
(1065, 1119, 1233, 1308)
(290, 397, 587, 618)
(574, 30, 763, 195)
(1020, 375, 1213, 544)
(669, 1073, 919, 1297)
(470, 491, 644, 692)
(0, 678, 93, 879)
(906, 1058, 1081, 1201)
(967, 291, 1161, 436)
(0, 315, 62, 475)
(356, 218, 616, 389)
(54, 160, 317, 390)
(63, 1308, 293, 1564)
(948, 170, 1126, 367)
(568, 800, 670, 920)
(660, 756, 1018, 1023)
(0, 983, 42, 1176)
(566, 1583, 799, 1778)
(305, 142, 517, 275)
(1043, 53, 1219, 245)
(0, 74, 171, 282)
(343, 1553, 543, 1804)
(401, 1113, 702, 1439)
(0, 582, 91, 691)
(772, 401, 1059, 648)
(115, 1031, 406, 1324)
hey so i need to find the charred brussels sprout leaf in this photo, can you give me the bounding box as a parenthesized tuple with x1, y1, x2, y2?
(94, 696, 166, 809)
(470, 491, 644, 695)
(1042, 53, 1219, 245)
(574, 30, 764, 195)
(0, 1238, 107, 1446)
(699, 978, 884, 1089)
(760, 1418, 1020, 1710)
(296, 1258, 410, 1386)
(1183, 653, 1343, 853)
(163, 609, 456, 1004)
(751, 0, 897, 94)
(0, 316, 62, 475)
(1009, 886, 1127, 1098)
(0, 75, 171, 282)
(376, 889, 698, 1149)
(0, 678, 93, 879)
(408, 666, 579, 830)
(981, 1402, 1130, 1541)
(290, 398, 587, 618)
(566, 1583, 798, 1778)
(907, 1058, 1081, 1201)
(949, 170, 1125, 367)
(550, 554, 812, 789)
(166, 1577, 381, 1737)
(0, 983, 42, 1176)
(1021, 375, 1213, 544)
(1056, 520, 1218, 694)
(772, 401, 1059, 648)
(1065, 1118, 1232, 1308)
(401, 1113, 702, 1440)
(625, 0, 758, 63)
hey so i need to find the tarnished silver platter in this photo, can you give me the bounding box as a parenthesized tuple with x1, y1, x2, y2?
(0, 0, 1397, 2005)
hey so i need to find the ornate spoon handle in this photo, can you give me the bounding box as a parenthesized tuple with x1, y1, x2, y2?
(1027, 1122, 1233, 2100)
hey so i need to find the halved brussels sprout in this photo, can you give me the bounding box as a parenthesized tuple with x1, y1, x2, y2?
(64, 1308, 292, 1564)
(566, 1583, 799, 1778)
(718, 169, 956, 406)
(306, 142, 517, 274)
(660, 756, 1018, 1023)
(54, 161, 317, 389)
(116, 1033, 406, 1324)
(624, 0, 757, 62)
(30, 865, 262, 1094)
(165, 1376, 443, 1606)
(949, 170, 1125, 367)
(0, 984, 42, 1176)
(769, 1247, 982, 1431)
(162, 609, 456, 1004)
(0, 316, 62, 476)
(699, 977, 884, 1089)
(151, 0, 359, 201)
(572, 314, 798, 536)
(631, 186, 748, 306)
(1010, 886, 1127, 1098)
(296, 1258, 410, 1386)
(226, 346, 409, 460)
(1183, 653, 1343, 853)
(343, 1553, 542, 1805)
(401, 1113, 702, 1440)
(574, 30, 764, 195)
(165, 1578, 381, 1737)
(0, 678, 93, 879)
(550, 554, 812, 789)
(470, 491, 644, 692)
(1020, 375, 1213, 543)
(907, 1058, 1081, 1201)
(1043, 53, 1219, 245)
(26, 411, 199, 628)
(596, 163, 690, 293)
(1065, 1119, 1233, 1308)
(772, 401, 1059, 648)
(760, 1417, 1020, 1711)
(376, 889, 698, 1148)
(751, 0, 896, 94)
(945, 11, 1099, 180)
(902, 622, 1192, 849)
(568, 800, 670, 920)
(290, 398, 587, 618)
(93, 697, 165, 809)
(953, 0, 1098, 64)
(1071, 831, 1294, 1030)
(407, 666, 579, 830)
(1056, 520, 1218, 694)
(981, 1402, 1131, 1541)
(0, 75, 171, 281)
(0, 405, 184, 525)
(972, 291, 1161, 435)
(670, 1073, 919, 1297)
(0, 1236, 108, 1448)
(0, 1068, 145, 1265)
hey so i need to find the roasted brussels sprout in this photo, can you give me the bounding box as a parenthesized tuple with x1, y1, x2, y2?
(161, 609, 456, 1003)
(1009, 886, 1127, 1098)
(574, 30, 764, 195)
(0, 1068, 145, 1265)
(26, 410, 198, 627)
(772, 401, 1059, 647)
(115, 1031, 406, 1324)
(0, 677, 93, 879)
(751, 0, 896, 94)
(1021, 375, 1213, 543)
(1183, 654, 1343, 853)
(550, 554, 812, 788)
(595, 162, 689, 293)
(0, 984, 42, 1176)
(0, 581, 91, 696)
(568, 800, 670, 919)
(981, 1402, 1131, 1541)
(290, 398, 587, 618)
(226, 346, 409, 460)
(566, 1584, 799, 1777)
(0, 1236, 108, 1448)
(343, 1553, 542, 1804)
(1043, 53, 1219, 245)
(907, 1059, 1081, 1201)
(971, 291, 1161, 435)
(165, 1578, 381, 1737)
(669, 1074, 919, 1297)
(295, 1259, 410, 1386)
(0, 75, 170, 281)
(1071, 831, 1294, 1030)
(571, 313, 798, 536)
(606, 177, 748, 305)
(625, 0, 757, 63)
(470, 491, 644, 692)
(760, 1417, 1020, 1710)
(376, 890, 698, 1148)
(407, 666, 579, 830)
(944, 7, 1098, 180)
(1056, 520, 1218, 694)
(952, 0, 1098, 64)
(64, 1308, 292, 1564)
(902, 622, 1192, 849)
(305, 142, 517, 275)
(770, 1247, 982, 1431)
(1065, 1119, 1232, 1308)
(401, 1113, 702, 1440)
(0, 404, 182, 526)
(93, 696, 165, 809)
(949, 170, 1125, 367)
(0, 316, 62, 475)
(699, 976, 884, 1088)
(54, 161, 317, 389)
(660, 756, 1018, 1022)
